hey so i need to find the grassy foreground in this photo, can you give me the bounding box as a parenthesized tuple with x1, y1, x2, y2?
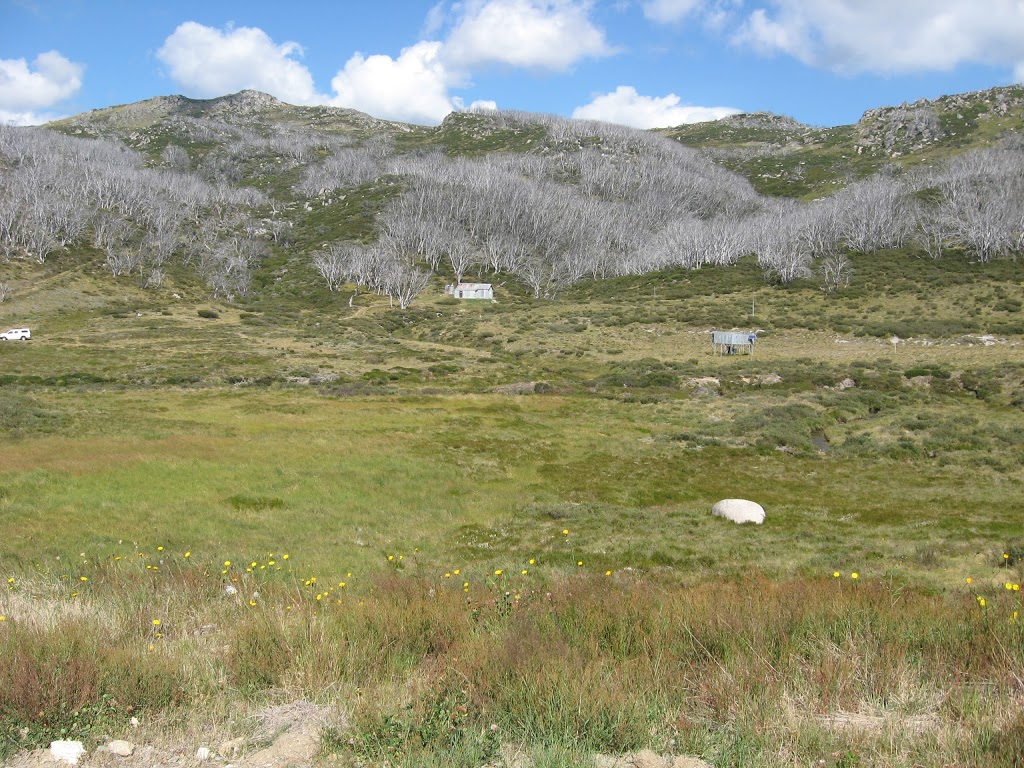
(0, 388, 1022, 767)
(2, 245, 1024, 765)
(2, 562, 1022, 767)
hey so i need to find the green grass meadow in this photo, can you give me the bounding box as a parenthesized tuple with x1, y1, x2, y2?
(2, 386, 1022, 583)
(1, 247, 1023, 766)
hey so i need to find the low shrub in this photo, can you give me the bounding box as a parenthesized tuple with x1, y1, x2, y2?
(0, 620, 185, 758)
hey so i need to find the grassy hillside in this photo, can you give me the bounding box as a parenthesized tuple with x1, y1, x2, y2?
(1, 87, 1023, 767)
(663, 86, 1024, 198)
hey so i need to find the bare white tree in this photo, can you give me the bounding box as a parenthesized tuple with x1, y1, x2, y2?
(104, 244, 142, 277)
(379, 261, 430, 309)
(834, 175, 912, 253)
(820, 253, 853, 292)
(313, 246, 350, 292)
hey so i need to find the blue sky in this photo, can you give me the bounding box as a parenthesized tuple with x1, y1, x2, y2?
(2, 1, 1024, 129)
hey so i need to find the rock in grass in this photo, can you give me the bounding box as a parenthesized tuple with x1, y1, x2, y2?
(107, 740, 134, 757)
(712, 498, 765, 524)
(49, 741, 86, 765)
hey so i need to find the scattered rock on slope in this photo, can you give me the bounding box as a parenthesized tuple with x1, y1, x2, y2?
(712, 498, 766, 524)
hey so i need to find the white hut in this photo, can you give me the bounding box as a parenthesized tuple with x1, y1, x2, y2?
(445, 282, 493, 300)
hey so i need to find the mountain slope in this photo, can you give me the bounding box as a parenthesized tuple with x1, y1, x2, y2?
(662, 85, 1024, 198)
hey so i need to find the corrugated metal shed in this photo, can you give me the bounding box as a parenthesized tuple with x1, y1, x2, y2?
(711, 331, 757, 355)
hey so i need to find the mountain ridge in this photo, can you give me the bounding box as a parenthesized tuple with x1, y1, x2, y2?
(48, 83, 1024, 200)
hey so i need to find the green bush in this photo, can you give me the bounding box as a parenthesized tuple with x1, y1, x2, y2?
(197, 309, 219, 319)
(227, 494, 285, 511)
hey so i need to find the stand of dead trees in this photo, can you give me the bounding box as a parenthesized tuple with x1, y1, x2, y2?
(2, 106, 1022, 308)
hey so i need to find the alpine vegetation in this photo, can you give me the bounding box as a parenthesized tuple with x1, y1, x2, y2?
(1, 89, 1023, 309)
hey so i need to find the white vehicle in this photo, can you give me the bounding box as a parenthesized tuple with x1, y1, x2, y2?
(0, 328, 30, 340)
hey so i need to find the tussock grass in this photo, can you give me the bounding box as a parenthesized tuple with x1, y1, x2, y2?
(1, 563, 1021, 766)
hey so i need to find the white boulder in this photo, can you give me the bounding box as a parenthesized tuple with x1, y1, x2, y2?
(50, 741, 86, 765)
(712, 499, 765, 524)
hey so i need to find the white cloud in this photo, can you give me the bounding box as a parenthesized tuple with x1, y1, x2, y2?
(572, 85, 739, 128)
(0, 109, 64, 126)
(329, 42, 460, 124)
(641, 0, 705, 24)
(0, 50, 83, 117)
(156, 21, 321, 103)
(445, 0, 615, 71)
(154, 4, 616, 126)
(733, 0, 1024, 75)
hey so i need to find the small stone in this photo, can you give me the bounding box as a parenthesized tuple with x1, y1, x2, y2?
(219, 736, 245, 757)
(50, 741, 87, 765)
(196, 746, 211, 761)
(108, 740, 134, 757)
